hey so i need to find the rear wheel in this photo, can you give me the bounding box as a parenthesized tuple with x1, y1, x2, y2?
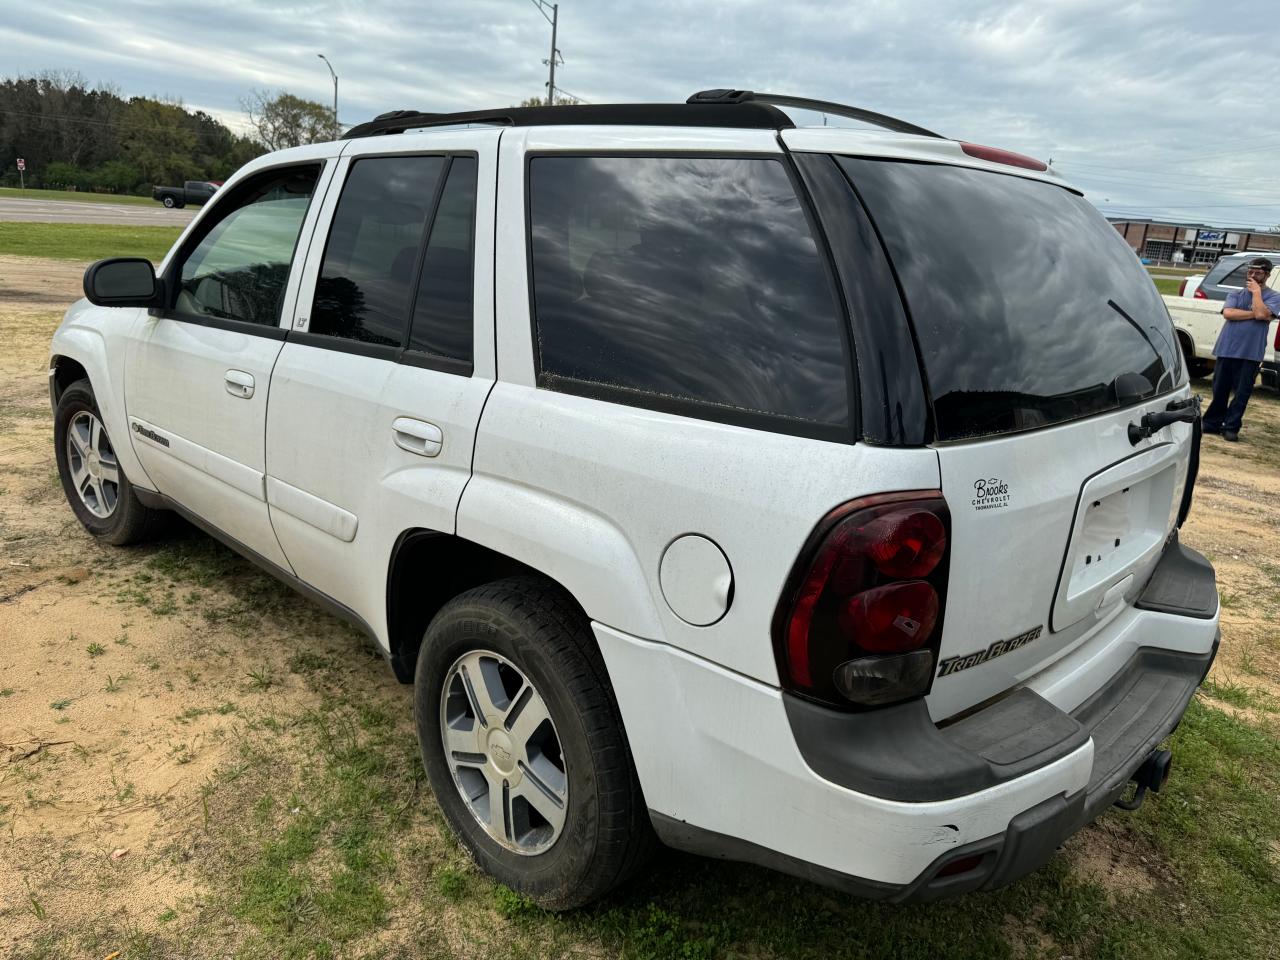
(414, 576, 655, 909)
(54, 379, 161, 545)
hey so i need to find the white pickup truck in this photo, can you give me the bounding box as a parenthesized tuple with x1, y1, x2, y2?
(1165, 273, 1280, 387)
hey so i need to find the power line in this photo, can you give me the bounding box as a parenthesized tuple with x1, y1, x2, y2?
(1055, 157, 1280, 184)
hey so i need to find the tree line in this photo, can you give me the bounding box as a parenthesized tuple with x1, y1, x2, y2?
(0, 71, 339, 195)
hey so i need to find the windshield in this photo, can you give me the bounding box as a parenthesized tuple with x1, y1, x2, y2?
(836, 157, 1182, 441)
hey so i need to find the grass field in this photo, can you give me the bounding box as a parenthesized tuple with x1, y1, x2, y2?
(1153, 277, 1182, 295)
(0, 186, 154, 205)
(0, 222, 181, 262)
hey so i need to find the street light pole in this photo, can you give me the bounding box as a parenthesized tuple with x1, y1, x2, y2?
(317, 53, 339, 135)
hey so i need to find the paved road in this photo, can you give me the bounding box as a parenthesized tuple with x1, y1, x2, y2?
(0, 197, 195, 226)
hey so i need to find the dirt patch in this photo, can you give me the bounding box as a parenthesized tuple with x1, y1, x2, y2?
(1062, 822, 1169, 898)
(0, 259, 381, 952)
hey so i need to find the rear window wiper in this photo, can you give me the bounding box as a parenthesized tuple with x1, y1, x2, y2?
(1108, 300, 1174, 393)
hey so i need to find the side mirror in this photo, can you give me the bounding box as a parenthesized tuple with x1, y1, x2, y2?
(83, 258, 161, 307)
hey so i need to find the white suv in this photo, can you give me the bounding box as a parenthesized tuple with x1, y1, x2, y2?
(49, 90, 1220, 908)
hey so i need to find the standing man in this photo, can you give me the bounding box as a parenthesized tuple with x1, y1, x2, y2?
(1203, 257, 1280, 441)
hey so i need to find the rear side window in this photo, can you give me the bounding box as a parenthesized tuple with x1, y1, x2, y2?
(528, 155, 850, 434)
(1217, 262, 1249, 288)
(310, 155, 446, 346)
(837, 157, 1182, 441)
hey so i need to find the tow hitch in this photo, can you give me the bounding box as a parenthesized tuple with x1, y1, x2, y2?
(1114, 749, 1173, 811)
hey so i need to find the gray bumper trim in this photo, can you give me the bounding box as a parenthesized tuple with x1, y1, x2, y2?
(655, 636, 1217, 903)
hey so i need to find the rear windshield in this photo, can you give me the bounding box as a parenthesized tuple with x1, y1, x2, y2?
(837, 158, 1181, 441)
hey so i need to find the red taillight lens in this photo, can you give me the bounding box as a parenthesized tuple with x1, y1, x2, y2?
(858, 509, 946, 579)
(1178, 279, 1188, 297)
(959, 142, 1048, 172)
(840, 581, 939, 653)
(1193, 287, 1207, 300)
(775, 492, 950, 709)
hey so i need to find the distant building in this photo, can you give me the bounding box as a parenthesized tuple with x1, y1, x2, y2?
(1109, 218, 1280, 265)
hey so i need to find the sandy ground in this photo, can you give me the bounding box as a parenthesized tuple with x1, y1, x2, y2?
(1, 253, 1278, 953)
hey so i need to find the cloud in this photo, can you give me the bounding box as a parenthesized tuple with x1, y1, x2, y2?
(8, 0, 1279, 226)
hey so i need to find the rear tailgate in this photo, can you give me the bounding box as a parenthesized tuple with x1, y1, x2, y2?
(814, 149, 1193, 719)
(930, 397, 1190, 718)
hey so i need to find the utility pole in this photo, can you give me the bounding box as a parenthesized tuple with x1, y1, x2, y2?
(530, 0, 562, 105)
(318, 54, 339, 135)
(548, 4, 558, 104)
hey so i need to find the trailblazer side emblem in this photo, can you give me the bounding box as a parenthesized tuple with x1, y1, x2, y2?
(971, 476, 1010, 511)
(131, 422, 170, 448)
(936, 625, 1043, 678)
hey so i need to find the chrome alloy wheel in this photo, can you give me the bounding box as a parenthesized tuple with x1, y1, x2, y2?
(440, 649, 568, 855)
(66, 411, 119, 519)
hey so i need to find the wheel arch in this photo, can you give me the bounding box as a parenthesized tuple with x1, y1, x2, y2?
(49, 319, 156, 493)
(385, 529, 591, 683)
(50, 354, 89, 408)
(1174, 327, 1196, 360)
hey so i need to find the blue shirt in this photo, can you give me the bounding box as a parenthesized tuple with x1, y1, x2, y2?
(1214, 286, 1280, 361)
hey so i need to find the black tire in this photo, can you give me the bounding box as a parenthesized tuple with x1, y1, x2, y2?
(54, 378, 162, 546)
(161, 195, 176, 208)
(415, 576, 656, 909)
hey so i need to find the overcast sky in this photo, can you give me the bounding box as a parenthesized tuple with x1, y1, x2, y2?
(7, 0, 1280, 228)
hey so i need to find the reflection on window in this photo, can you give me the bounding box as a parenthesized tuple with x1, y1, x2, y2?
(310, 156, 446, 347)
(408, 156, 477, 363)
(176, 168, 319, 326)
(838, 157, 1181, 440)
(528, 156, 849, 427)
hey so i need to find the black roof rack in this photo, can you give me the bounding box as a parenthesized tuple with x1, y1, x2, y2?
(342, 90, 941, 140)
(687, 89, 942, 138)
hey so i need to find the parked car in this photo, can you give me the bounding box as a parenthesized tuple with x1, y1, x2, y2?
(1166, 265, 1280, 382)
(50, 90, 1218, 909)
(1178, 273, 1205, 299)
(151, 180, 218, 208)
(1178, 250, 1280, 301)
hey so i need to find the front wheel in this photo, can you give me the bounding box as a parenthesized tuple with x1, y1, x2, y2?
(414, 577, 655, 909)
(161, 195, 176, 208)
(54, 379, 161, 545)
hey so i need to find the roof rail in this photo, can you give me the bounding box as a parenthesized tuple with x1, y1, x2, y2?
(687, 89, 942, 139)
(340, 92, 934, 140)
(342, 101, 794, 138)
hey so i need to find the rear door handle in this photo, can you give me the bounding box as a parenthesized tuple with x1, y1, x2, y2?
(225, 369, 255, 399)
(392, 417, 442, 457)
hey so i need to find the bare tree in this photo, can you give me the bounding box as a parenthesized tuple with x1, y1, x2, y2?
(241, 90, 338, 149)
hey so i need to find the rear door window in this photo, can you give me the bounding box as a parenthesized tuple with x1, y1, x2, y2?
(528, 155, 851, 436)
(407, 156, 477, 367)
(837, 157, 1182, 441)
(310, 155, 446, 347)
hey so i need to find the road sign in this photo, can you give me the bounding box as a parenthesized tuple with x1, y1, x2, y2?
(16, 158, 25, 171)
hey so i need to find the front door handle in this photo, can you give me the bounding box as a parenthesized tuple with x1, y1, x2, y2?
(392, 417, 442, 457)
(225, 369, 255, 399)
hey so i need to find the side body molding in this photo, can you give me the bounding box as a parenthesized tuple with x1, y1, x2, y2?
(266, 476, 358, 542)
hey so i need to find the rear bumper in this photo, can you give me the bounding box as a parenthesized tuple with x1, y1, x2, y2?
(598, 540, 1218, 901)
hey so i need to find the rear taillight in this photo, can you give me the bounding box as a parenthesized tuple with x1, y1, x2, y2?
(1193, 287, 1207, 300)
(1178, 279, 1188, 297)
(774, 492, 950, 710)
